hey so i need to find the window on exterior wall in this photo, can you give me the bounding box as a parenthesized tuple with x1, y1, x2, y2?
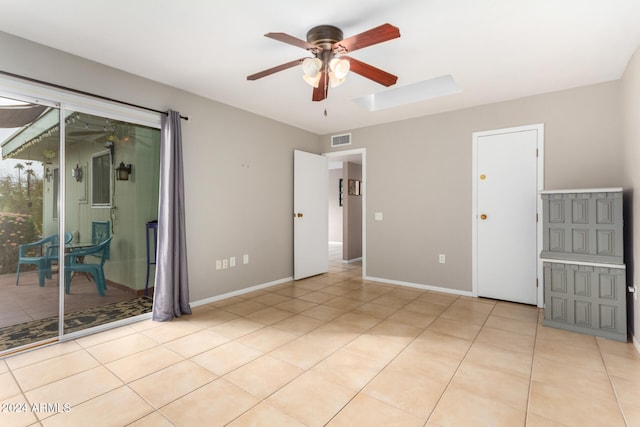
(91, 151, 111, 207)
(53, 168, 59, 221)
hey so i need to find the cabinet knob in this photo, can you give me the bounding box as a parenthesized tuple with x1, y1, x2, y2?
(480, 214, 487, 220)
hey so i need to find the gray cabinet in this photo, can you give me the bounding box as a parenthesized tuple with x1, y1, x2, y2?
(540, 188, 627, 342)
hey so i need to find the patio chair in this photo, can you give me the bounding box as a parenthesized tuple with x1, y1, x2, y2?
(64, 236, 112, 296)
(45, 231, 73, 279)
(91, 220, 110, 260)
(16, 232, 73, 287)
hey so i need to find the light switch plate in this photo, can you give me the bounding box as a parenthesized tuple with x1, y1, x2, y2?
(375, 212, 383, 221)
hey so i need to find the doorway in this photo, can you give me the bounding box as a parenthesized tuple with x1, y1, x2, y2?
(472, 124, 544, 306)
(324, 148, 366, 277)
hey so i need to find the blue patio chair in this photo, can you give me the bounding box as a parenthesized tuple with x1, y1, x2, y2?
(16, 232, 73, 287)
(64, 236, 112, 296)
(45, 231, 73, 279)
(91, 220, 110, 260)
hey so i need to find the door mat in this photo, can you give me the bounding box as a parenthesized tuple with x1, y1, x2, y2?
(0, 297, 153, 351)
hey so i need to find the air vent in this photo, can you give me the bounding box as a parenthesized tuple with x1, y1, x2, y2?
(331, 133, 351, 147)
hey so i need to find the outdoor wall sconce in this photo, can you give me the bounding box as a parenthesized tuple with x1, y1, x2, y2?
(116, 161, 132, 181)
(71, 164, 82, 182)
(44, 167, 52, 182)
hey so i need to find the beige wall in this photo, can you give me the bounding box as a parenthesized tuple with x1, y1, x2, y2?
(0, 32, 322, 302)
(325, 82, 622, 291)
(343, 162, 362, 261)
(328, 168, 343, 243)
(622, 46, 640, 345)
(0, 31, 628, 307)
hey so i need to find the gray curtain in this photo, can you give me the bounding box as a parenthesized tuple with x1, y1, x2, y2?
(152, 110, 192, 321)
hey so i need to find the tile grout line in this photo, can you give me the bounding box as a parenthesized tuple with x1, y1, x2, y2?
(595, 337, 630, 427)
(523, 309, 542, 426)
(421, 298, 498, 426)
(222, 268, 377, 426)
(319, 293, 430, 426)
(220, 267, 416, 425)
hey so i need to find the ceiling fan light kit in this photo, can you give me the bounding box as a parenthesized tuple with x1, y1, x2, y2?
(302, 57, 322, 88)
(247, 23, 400, 102)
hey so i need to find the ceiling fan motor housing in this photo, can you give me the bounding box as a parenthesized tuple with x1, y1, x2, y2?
(306, 25, 343, 48)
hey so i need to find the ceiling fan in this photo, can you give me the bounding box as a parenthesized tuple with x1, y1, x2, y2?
(247, 23, 400, 101)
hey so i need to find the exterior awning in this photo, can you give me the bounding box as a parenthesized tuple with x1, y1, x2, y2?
(0, 104, 47, 128)
(1, 108, 74, 162)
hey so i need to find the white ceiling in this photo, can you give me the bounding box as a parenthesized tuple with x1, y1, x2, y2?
(1, 0, 639, 135)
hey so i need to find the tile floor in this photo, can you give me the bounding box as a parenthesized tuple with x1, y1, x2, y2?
(1, 250, 640, 426)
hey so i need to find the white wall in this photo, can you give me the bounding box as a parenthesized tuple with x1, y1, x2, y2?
(622, 45, 640, 346)
(343, 162, 362, 261)
(328, 168, 343, 243)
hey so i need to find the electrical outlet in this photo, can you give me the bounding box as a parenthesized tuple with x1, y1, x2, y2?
(216, 260, 222, 270)
(230, 256, 236, 267)
(222, 259, 228, 269)
(439, 254, 446, 264)
(243, 254, 249, 264)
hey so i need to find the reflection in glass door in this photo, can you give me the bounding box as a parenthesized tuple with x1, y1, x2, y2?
(0, 95, 61, 352)
(62, 110, 160, 336)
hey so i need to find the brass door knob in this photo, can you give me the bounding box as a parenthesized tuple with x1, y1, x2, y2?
(480, 214, 487, 220)
(298, 213, 303, 218)
(293, 213, 303, 218)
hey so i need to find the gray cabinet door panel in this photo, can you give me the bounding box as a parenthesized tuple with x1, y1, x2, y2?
(541, 192, 623, 264)
(543, 262, 626, 341)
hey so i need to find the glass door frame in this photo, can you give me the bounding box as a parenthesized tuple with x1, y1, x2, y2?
(0, 75, 161, 349)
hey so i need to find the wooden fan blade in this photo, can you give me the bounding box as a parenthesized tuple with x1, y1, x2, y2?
(312, 71, 328, 101)
(265, 32, 315, 51)
(343, 56, 398, 87)
(334, 23, 400, 53)
(247, 58, 305, 81)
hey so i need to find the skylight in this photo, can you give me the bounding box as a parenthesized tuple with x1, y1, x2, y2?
(352, 75, 461, 111)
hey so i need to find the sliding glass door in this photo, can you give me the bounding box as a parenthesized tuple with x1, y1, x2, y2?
(62, 109, 160, 335)
(0, 88, 160, 354)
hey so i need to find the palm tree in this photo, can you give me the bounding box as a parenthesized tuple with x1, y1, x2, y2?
(14, 163, 24, 187)
(25, 162, 34, 198)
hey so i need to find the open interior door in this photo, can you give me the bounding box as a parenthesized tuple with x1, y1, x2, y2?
(294, 150, 328, 280)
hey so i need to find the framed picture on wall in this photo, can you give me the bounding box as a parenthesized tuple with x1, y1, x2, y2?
(348, 179, 361, 196)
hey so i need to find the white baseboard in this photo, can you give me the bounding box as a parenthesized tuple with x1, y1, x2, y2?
(190, 277, 294, 307)
(342, 257, 362, 264)
(365, 276, 474, 297)
(633, 335, 640, 355)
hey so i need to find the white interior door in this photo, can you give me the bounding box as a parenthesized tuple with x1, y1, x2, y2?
(294, 150, 328, 280)
(474, 126, 542, 305)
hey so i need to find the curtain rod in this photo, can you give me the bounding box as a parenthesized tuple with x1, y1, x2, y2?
(0, 69, 189, 121)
